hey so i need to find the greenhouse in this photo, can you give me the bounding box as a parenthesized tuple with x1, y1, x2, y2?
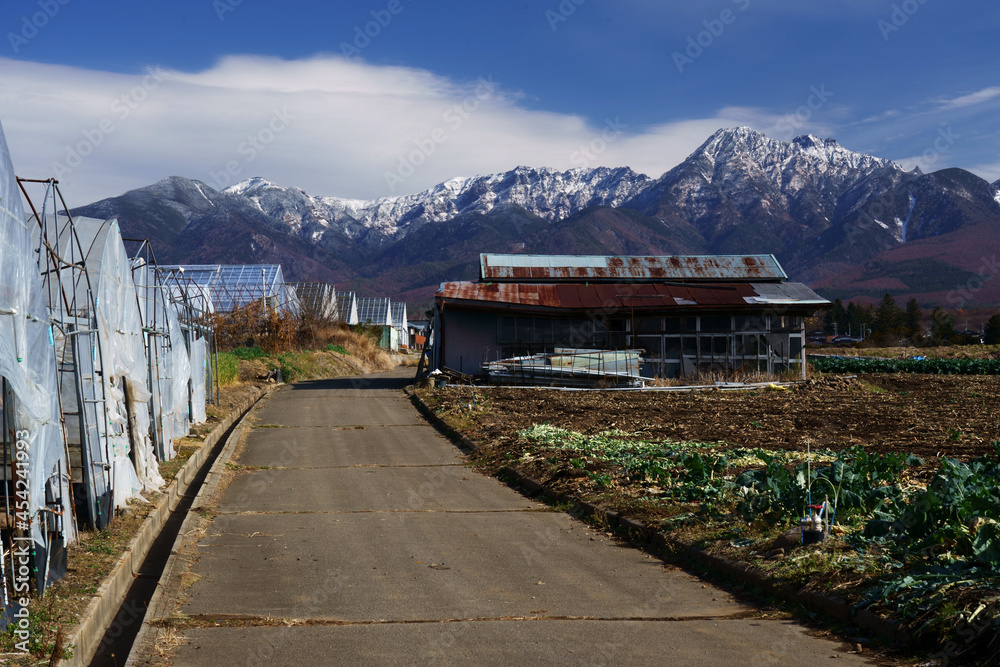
(131, 256, 192, 461)
(27, 208, 168, 528)
(84, 219, 164, 502)
(336, 291, 359, 325)
(391, 302, 409, 349)
(159, 264, 300, 314)
(291, 282, 339, 322)
(357, 297, 392, 326)
(0, 124, 76, 600)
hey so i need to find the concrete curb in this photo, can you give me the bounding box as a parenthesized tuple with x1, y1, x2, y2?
(407, 387, 912, 650)
(61, 385, 273, 667)
(123, 385, 279, 666)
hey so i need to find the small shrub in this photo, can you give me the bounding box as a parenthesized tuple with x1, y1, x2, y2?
(214, 352, 239, 385)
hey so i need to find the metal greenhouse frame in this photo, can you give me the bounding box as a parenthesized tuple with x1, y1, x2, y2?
(157, 267, 218, 423)
(126, 242, 192, 461)
(0, 122, 76, 610)
(20, 179, 113, 533)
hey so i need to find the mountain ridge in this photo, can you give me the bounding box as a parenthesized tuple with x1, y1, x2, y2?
(70, 127, 1000, 306)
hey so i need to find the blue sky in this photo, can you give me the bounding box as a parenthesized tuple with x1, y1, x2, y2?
(1, 0, 998, 206)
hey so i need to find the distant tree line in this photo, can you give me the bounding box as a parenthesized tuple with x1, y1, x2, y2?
(823, 293, 1000, 346)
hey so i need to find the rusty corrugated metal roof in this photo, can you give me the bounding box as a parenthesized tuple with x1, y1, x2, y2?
(435, 281, 831, 312)
(479, 254, 788, 283)
(437, 281, 828, 311)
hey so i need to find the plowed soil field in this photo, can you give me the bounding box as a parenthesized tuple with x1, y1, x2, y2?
(441, 374, 1000, 462)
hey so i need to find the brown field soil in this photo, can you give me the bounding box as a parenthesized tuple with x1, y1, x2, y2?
(433, 374, 1000, 464)
(418, 373, 1000, 664)
(810, 344, 1000, 360)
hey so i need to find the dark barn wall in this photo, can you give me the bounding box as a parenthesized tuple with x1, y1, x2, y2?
(439, 305, 810, 379)
(440, 309, 498, 375)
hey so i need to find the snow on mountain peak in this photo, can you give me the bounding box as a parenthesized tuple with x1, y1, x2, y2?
(216, 128, 911, 248)
(227, 176, 285, 196)
(225, 165, 653, 241)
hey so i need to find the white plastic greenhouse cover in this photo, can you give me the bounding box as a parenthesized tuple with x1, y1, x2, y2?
(0, 122, 77, 549)
(165, 298, 192, 443)
(190, 338, 207, 425)
(33, 215, 164, 509)
(132, 263, 191, 461)
(82, 218, 165, 502)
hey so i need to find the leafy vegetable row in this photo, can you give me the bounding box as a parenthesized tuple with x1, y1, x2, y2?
(810, 356, 1000, 375)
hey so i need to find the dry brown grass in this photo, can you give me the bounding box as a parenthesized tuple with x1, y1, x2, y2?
(211, 300, 396, 373)
(335, 328, 395, 372)
(210, 300, 297, 353)
(811, 343, 1000, 359)
(644, 367, 801, 387)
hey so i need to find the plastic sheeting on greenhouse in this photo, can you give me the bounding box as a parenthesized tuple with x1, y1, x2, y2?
(391, 302, 409, 348)
(291, 282, 338, 321)
(131, 261, 191, 461)
(190, 337, 207, 425)
(0, 121, 76, 597)
(357, 297, 392, 326)
(31, 211, 116, 530)
(160, 264, 299, 314)
(32, 215, 163, 510)
(85, 218, 164, 502)
(337, 291, 359, 325)
(165, 301, 192, 443)
(156, 269, 213, 428)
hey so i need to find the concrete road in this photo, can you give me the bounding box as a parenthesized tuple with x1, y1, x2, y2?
(158, 370, 875, 666)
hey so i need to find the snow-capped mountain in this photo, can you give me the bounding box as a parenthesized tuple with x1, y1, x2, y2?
(225, 165, 652, 243)
(629, 127, 908, 249)
(72, 127, 1000, 304)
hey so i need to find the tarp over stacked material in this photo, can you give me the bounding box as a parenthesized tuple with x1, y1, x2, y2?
(0, 120, 76, 586)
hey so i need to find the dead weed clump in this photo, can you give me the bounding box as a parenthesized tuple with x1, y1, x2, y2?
(337, 328, 395, 372)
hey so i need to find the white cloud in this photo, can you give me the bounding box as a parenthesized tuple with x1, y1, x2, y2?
(969, 161, 1000, 184)
(0, 55, 801, 206)
(935, 86, 1000, 111)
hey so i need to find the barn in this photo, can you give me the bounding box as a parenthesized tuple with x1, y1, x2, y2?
(430, 254, 829, 380)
